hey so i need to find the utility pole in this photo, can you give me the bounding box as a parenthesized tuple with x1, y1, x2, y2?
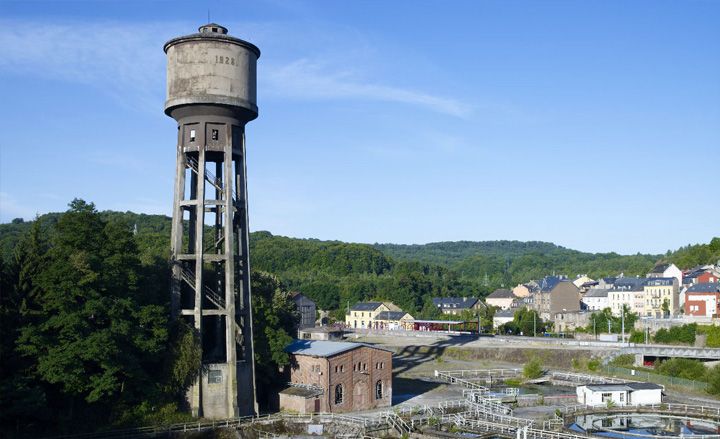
(533, 311, 537, 337)
(621, 305, 626, 345)
(593, 316, 597, 340)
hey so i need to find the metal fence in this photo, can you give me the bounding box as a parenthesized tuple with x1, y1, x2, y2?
(602, 365, 708, 392)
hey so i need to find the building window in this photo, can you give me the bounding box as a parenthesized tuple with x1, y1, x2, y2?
(375, 380, 383, 399)
(211, 129, 219, 141)
(190, 129, 196, 142)
(334, 365, 338, 373)
(335, 384, 344, 405)
(340, 365, 344, 372)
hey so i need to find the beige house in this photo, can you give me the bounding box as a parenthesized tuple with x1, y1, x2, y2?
(372, 311, 414, 330)
(486, 289, 516, 310)
(535, 277, 581, 320)
(345, 302, 389, 329)
(643, 277, 679, 317)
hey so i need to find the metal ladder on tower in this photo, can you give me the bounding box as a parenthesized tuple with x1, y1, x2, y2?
(178, 265, 226, 309)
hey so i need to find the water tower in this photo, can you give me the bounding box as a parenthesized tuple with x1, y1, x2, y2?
(164, 23, 259, 418)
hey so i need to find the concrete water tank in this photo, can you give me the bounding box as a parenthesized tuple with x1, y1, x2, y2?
(164, 23, 260, 121)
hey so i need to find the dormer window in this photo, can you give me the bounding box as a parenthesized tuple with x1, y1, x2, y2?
(190, 129, 196, 142)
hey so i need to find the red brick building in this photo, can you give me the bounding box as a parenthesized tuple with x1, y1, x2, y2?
(684, 283, 720, 317)
(279, 340, 392, 414)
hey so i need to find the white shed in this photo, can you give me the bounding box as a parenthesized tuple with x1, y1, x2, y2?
(577, 383, 663, 407)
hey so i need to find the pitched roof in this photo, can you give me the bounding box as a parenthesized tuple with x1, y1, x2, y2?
(285, 340, 392, 357)
(645, 277, 676, 286)
(650, 263, 672, 274)
(350, 302, 384, 311)
(432, 297, 480, 309)
(584, 288, 609, 298)
(375, 311, 411, 321)
(687, 283, 720, 294)
(539, 276, 564, 292)
(487, 289, 514, 299)
(494, 309, 515, 318)
(612, 277, 648, 291)
(585, 383, 663, 392)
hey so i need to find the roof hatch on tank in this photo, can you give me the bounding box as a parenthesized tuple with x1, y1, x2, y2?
(199, 23, 228, 35)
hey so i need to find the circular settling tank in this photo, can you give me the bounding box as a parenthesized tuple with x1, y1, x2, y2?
(571, 412, 720, 438)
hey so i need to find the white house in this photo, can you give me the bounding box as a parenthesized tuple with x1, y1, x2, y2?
(582, 289, 609, 311)
(647, 263, 682, 288)
(577, 383, 663, 407)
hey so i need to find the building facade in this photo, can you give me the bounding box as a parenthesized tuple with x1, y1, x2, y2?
(292, 292, 317, 329)
(345, 302, 391, 329)
(432, 297, 485, 315)
(582, 289, 609, 311)
(648, 263, 682, 287)
(280, 340, 392, 413)
(685, 283, 720, 317)
(577, 383, 663, 407)
(372, 311, 414, 330)
(486, 289, 516, 310)
(643, 278, 679, 317)
(534, 277, 581, 319)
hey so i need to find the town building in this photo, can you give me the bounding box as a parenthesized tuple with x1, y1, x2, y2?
(684, 283, 720, 317)
(573, 275, 595, 291)
(576, 383, 663, 407)
(372, 311, 414, 330)
(493, 309, 515, 329)
(684, 267, 720, 286)
(298, 326, 345, 341)
(534, 276, 581, 319)
(432, 297, 486, 315)
(607, 277, 647, 317)
(292, 292, 317, 329)
(595, 277, 618, 290)
(647, 263, 682, 287)
(486, 289, 516, 310)
(553, 311, 590, 333)
(582, 288, 609, 311)
(345, 302, 399, 329)
(643, 277, 679, 317)
(280, 340, 392, 414)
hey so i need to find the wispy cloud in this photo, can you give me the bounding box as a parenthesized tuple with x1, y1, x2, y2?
(263, 59, 472, 117)
(0, 19, 169, 112)
(0, 19, 471, 117)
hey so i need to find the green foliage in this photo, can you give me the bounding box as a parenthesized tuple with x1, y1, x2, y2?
(654, 324, 696, 345)
(251, 271, 299, 408)
(668, 238, 720, 270)
(523, 357, 543, 379)
(501, 308, 545, 336)
(629, 330, 645, 343)
(706, 365, 720, 395)
(654, 358, 707, 381)
(587, 358, 601, 371)
(609, 354, 635, 368)
(587, 307, 638, 335)
(699, 325, 720, 348)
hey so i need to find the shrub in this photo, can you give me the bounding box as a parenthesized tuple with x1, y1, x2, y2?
(587, 358, 601, 371)
(609, 354, 635, 368)
(523, 357, 543, 379)
(655, 358, 707, 381)
(629, 330, 645, 343)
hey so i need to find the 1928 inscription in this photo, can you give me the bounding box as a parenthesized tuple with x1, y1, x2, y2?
(215, 55, 236, 66)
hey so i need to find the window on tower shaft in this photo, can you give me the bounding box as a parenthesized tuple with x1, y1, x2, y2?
(212, 129, 219, 141)
(190, 129, 196, 142)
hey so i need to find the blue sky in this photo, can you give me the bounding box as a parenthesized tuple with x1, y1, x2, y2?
(0, 0, 718, 255)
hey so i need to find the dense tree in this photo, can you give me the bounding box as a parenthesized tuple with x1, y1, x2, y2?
(250, 271, 299, 408)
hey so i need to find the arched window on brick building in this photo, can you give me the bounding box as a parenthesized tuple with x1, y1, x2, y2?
(375, 380, 383, 399)
(335, 384, 344, 404)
